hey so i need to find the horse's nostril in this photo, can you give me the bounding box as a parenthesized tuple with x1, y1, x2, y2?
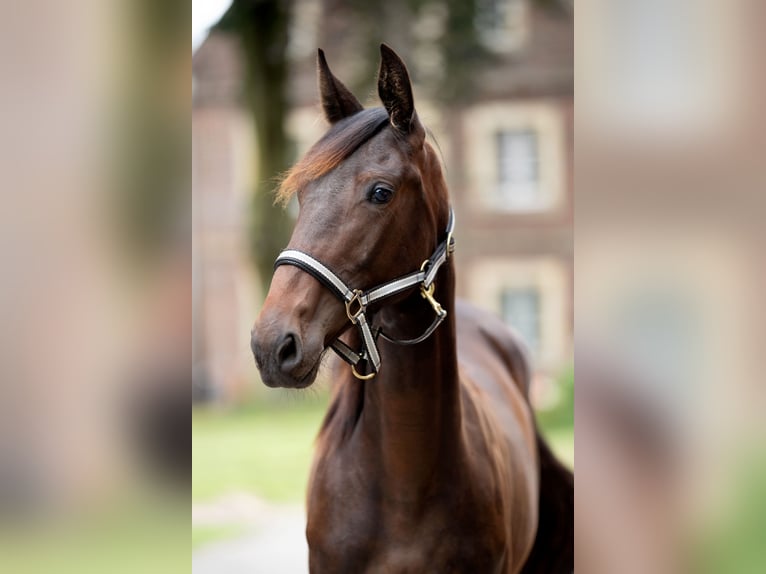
(277, 332, 301, 372)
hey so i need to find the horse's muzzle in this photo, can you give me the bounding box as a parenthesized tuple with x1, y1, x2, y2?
(251, 316, 322, 389)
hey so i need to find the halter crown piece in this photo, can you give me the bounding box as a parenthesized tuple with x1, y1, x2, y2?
(274, 208, 456, 380)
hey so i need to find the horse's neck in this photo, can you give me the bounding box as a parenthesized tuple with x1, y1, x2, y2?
(359, 262, 462, 501)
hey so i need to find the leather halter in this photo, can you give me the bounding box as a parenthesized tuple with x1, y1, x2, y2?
(274, 208, 455, 380)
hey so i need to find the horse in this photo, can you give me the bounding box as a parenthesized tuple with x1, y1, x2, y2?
(251, 44, 573, 573)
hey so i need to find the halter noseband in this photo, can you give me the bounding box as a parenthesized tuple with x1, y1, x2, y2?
(274, 208, 456, 380)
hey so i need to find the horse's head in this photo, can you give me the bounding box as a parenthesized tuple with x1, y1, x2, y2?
(251, 45, 450, 388)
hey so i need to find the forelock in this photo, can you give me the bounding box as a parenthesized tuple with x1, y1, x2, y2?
(276, 108, 389, 205)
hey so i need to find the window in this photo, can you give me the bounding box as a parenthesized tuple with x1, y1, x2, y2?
(464, 103, 564, 213)
(475, 0, 527, 53)
(476, 0, 509, 35)
(496, 129, 540, 209)
(501, 287, 541, 355)
(467, 257, 569, 368)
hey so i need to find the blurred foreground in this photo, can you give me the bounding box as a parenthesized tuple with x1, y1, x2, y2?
(0, 0, 189, 572)
(576, 0, 766, 571)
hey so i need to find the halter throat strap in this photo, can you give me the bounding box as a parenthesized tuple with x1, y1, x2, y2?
(274, 208, 455, 379)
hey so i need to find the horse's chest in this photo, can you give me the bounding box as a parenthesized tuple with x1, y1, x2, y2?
(309, 518, 502, 573)
(307, 479, 504, 573)
(363, 527, 504, 574)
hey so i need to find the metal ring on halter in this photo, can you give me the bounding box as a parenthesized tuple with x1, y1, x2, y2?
(352, 364, 376, 380)
(345, 289, 365, 324)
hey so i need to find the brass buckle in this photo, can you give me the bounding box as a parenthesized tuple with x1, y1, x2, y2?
(420, 282, 444, 316)
(419, 259, 444, 315)
(345, 289, 365, 324)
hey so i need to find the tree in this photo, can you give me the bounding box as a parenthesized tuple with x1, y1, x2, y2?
(214, 0, 294, 294)
(329, 0, 490, 105)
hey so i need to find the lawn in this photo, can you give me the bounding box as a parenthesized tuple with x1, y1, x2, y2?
(192, 395, 330, 504)
(193, 392, 573, 505)
(192, 389, 573, 552)
(541, 426, 574, 470)
(192, 525, 247, 550)
(192, 364, 573, 558)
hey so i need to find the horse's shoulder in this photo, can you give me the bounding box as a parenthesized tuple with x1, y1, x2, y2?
(455, 299, 532, 399)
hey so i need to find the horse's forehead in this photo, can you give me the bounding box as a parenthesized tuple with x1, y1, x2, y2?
(344, 132, 408, 172)
(322, 131, 407, 180)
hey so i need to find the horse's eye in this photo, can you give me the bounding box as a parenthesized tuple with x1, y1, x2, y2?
(370, 186, 394, 205)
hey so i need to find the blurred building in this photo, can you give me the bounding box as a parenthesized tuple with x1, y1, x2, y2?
(192, 0, 573, 402)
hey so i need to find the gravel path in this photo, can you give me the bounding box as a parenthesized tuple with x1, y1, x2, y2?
(193, 493, 308, 574)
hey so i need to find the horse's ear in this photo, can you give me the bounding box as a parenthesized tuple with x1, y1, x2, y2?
(317, 48, 363, 124)
(377, 44, 422, 138)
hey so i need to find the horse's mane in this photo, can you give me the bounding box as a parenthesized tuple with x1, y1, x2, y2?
(276, 108, 389, 205)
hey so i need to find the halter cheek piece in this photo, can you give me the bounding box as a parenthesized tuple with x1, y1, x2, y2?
(274, 208, 455, 380)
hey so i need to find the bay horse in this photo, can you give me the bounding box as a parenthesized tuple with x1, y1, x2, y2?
(251, 45, 573, 573)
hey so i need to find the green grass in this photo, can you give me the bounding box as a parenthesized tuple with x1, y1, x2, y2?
(192, 396, 330, 504)
(540, 426, 574, 470)
(192, 386, 572, 554)
(536, 365, 574, 470)
(192, 525, 247, 550)
(192, 391, 574, 506)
